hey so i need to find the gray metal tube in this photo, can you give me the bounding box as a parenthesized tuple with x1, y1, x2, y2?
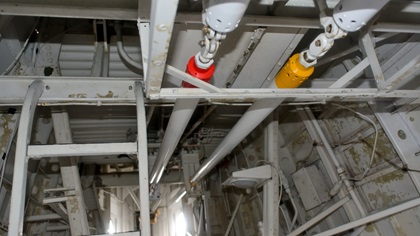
(191, 98, 284, 183)
(150, 99, 199, 184)
(115, 22, 143, 71)
(224, 194, 244, 236)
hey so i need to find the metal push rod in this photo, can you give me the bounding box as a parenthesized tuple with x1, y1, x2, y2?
(149, 99, 199, 184)
(191, 98, 285, 182)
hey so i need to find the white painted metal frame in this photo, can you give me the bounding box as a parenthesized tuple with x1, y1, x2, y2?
(328, 57, 370, 88)
(135, 82, 151, 236)
(0, 77, 419, 104)
(8, 80, 44, 236)
(263, 112, 280, 236)
(27, 143, 138, 159)
(359, 31, 387, 90)
(0, 4, 419, 34)
(144, 0, 179, 95)
(154, 88, 420, 101)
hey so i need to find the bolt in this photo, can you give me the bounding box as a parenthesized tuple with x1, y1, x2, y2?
(51, 164, 60, 172)
(410, 117, 414, 122)
(326, 24, 332, 33)
(129, 85, 133, 90)
(45, 85, 51, 90)
(158, 24, 168, 31)
(398, 130, 406, 140)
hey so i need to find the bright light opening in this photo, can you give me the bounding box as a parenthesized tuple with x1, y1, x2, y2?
(108, 219, 115, 234)
(175, 212, 186, 236)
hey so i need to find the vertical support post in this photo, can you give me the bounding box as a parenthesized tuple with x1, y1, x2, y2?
(359, 31, 386, 90)
(8, 80, 44, 236)
(144, 0, 179, 95)
(51, 109, 90, 235)
(263, 111, 279, 236)
(135, 82, 151, 236)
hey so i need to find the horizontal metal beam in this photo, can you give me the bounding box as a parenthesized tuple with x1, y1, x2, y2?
(27, 143, 137, 159)
(25, 214, 62, 222)
(0, 4, 418, 33)
(155, 88, 420, 101)
(0, 3, 138, 20)
(0, 77, 419, 104)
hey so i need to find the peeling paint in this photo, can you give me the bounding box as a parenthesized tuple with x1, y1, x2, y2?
(69, 196, 80, 214)
(292, 132, 311, 146)
(68, 93, 87, 98)
(373, 170, 405, 186)
(368, 189, 402, 209)
(347, 146, 361, 167)
(96, 90, 114, 98)
(364, 130, 397, 163)
(0, 114, 17, 153)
